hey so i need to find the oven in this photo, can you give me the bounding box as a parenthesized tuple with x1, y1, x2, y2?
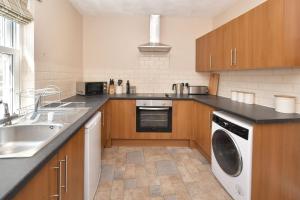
(136, 100, 172, 132)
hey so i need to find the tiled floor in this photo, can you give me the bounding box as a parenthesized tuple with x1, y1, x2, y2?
(95, 146, 232, 200)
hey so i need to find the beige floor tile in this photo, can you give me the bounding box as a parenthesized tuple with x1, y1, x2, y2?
(94, 190, 111, 200)
(124, 187, 150, 200)
(111, 180, 124, 200)
(123, 164, 136, 179)
(97, 147, 230, 200)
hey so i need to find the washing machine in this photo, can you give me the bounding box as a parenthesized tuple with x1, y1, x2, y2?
(211, 111, 253, 200)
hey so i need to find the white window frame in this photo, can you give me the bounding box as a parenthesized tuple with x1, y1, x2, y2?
(0, 19, 21, 117)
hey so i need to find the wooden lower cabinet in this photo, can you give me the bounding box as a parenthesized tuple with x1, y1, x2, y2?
(110, 100, 135, 139)
(192, 102, 214, 161)
(99, 101, 111, 149)
(251, 123, 300, 200)
(172, 101, 193, 139)
(59, 128, 84, 200)
(13, 128, 84, 200)
(13, 161, 50, 200)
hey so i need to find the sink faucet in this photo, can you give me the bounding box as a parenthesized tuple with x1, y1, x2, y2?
(0, 100, 12, 126)
(30, 95, 42, 120)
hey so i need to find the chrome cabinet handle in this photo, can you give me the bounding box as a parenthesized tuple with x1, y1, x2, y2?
(209, 55, 212, 69)
(234, 48, 237, 65)
(59, 156, 68, 193)
(51, 165, 60, 199)
(230, 49, 233, 66)
(65, 156, 68, 192)
(58, 160, 63, 200)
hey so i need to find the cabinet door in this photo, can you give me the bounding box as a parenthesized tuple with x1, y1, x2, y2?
(100, 106, 106, 151)
(232, 14, 251, 69)
(13, 162, 49, 200)
(59, 128, 84, 200)
(248, 0, 284, 68)
(172, 101, 193, 139)
(110, 100, 135, 139)
(211, 27, 225, 71)
(193, 103, 214, 161)
(223, 22, 234, 70)
(196, 36, 209, 72)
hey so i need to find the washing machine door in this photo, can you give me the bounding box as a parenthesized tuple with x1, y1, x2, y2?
(212, 129, 243, 177)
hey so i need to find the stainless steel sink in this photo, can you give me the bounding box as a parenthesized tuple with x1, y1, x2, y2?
(0, 124, 64, 158)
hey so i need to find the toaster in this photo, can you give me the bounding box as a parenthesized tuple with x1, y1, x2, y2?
(188, 86, 208, 95)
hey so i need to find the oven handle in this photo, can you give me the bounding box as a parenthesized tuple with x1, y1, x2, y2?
(138, 107, 170, 111)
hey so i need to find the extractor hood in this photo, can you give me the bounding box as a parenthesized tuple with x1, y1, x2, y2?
(138, 15, 172, 53)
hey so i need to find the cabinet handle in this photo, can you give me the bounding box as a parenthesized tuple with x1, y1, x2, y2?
(51, 165, 60, 199)
(102, 110, 105, 127)
(209, 112, 212, 129)
(234, 48, 237, 65)
(65, 156, 68, 192)
(209, 55, 212, 69)
(230, 49, 233, 66)
(59, 155, 68, 193)
(58, 160, 63, 200)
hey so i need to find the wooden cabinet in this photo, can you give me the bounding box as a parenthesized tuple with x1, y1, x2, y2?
(13, 160, 50, 200)
(196, 0, 300, 71)
(13, 129, 84, 200)
(110, 100, 135, 139)
(192, 102, 214, 160)
(172, 101, 193, 139)
(100, 101, 111, 149)
(58, 128, 84, 200)
(252, 122, 300, 200)
(196, 34, 211, 72)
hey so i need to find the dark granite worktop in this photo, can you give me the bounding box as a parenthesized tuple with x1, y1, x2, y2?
(1, 93, 300, 199)
(109, 93, 300, 123)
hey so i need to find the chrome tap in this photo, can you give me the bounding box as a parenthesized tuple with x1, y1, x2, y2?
(30, 95, 42, 120)
(0, 100, 12, 126)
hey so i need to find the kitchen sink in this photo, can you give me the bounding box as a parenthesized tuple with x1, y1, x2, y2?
(0, 124, 64, 158)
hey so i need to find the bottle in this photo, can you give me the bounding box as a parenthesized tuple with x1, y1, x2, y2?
(126, 80, 130, 94)
(109, 79, 115, 94)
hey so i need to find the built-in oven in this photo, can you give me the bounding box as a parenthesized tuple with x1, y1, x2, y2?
(136, 100, 172, 132)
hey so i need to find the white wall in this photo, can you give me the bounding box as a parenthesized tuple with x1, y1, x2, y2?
(213, 0, 300, 113)
(34, 0, 83, 99)
(83, 15, 212, 93)
(213, 0, 267, 28)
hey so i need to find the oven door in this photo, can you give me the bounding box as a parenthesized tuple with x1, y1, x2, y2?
(136, 107, 172, 132)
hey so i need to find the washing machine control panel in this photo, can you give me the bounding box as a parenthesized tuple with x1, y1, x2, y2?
(213, 114, 249, 140)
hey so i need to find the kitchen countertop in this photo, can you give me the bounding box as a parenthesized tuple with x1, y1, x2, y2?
(1, 93, 300, 199)
(109, 93, 300, 123)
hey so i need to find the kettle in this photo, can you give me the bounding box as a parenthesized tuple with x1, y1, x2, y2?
(172, 83, 184, 95)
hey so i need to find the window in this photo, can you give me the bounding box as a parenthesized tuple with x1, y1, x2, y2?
(0, 16, 20, 117)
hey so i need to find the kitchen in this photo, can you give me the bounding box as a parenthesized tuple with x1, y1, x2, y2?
(0, 0, 300, 200)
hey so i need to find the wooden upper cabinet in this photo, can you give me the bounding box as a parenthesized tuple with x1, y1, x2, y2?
(196, 0, 300, 71)
(248, 0, 285, 68)
(196, 35, 210, 72)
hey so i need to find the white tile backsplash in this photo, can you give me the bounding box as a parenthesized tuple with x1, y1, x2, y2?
(35, 62, 82, 99)
(218, 68, 300, 113)
(83, 54, 209, 93)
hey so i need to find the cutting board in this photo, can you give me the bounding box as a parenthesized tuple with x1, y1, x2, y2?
(208, 73, 220, 95)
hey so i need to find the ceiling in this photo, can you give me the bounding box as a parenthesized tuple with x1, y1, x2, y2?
(69, 0, 240, 18)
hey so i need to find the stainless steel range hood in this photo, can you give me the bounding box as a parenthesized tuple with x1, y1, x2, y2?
(138, 15, 171, 53)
